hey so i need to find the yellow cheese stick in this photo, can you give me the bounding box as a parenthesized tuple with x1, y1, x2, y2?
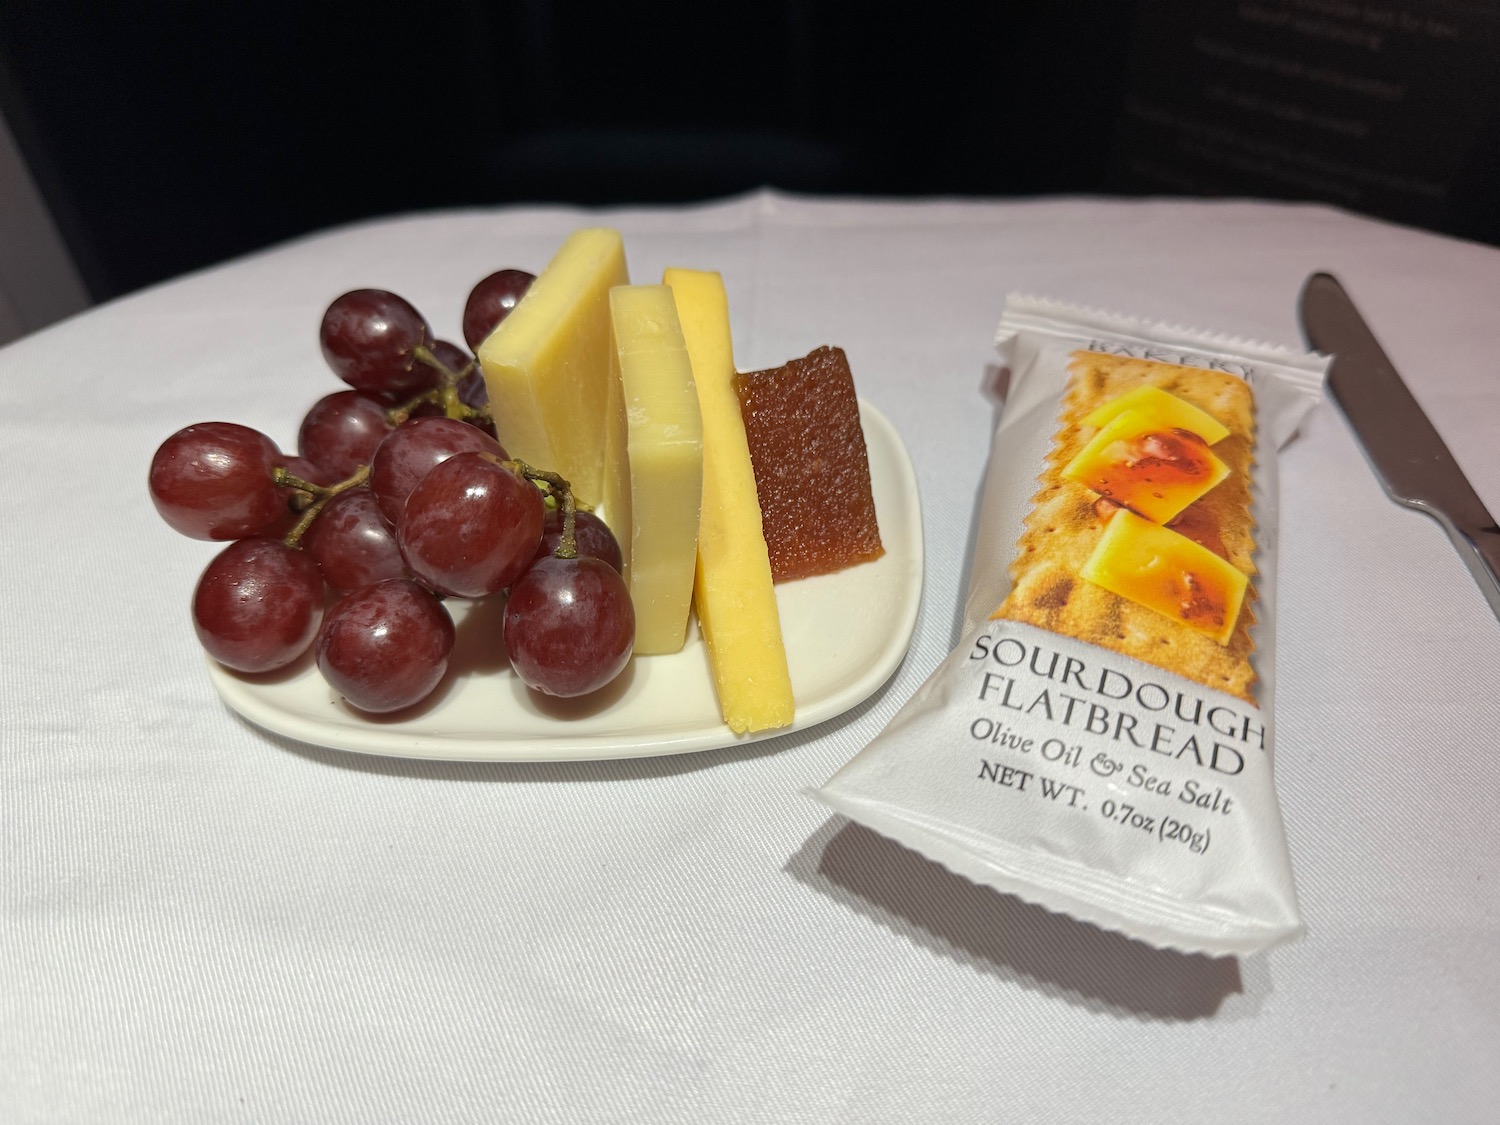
(476, 229, 628, 509)
(664, 268, 794, 733)
(607, 285, 703, 655)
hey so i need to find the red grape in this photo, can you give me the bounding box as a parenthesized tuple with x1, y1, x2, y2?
(298, 390, 393, 480)
(302, 487, 406, 593)
(369, 415, 506, 526)
(317, 579, 455, 713)
(503, 556, 634, 697)
(463, 269, 535, 351)
(319, 289, 435, 396)
(455, 367, 497, 438)
(428, 338, 472, 379)
(457, 367, 488, 409)
(397, 452, 544, 598)
(149, 422, 284, 540)
(533, 508, 624, 573)
(193, 538, 325, 672)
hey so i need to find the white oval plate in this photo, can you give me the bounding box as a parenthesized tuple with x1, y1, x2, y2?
(208, 401, 923, 761)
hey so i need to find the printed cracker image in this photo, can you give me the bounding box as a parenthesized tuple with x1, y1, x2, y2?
(993, 351, 1259, 702)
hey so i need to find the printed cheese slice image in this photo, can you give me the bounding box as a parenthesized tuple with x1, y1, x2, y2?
(664, 267, 793, 734)
(1061, 406, 1230, 525)
(476, 228, 628, 509)
(1080, 509, 1248, 646)
(607, 285, 704, 656)
(1079, 384, 1231, 443)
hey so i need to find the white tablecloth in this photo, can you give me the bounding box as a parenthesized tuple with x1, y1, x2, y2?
(4, 191, 1497, 1123)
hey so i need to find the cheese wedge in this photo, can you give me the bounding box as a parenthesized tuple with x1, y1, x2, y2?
(664, 268, 793, 734)
(607, 285, 703, 655)
(476, 229, 628, 508)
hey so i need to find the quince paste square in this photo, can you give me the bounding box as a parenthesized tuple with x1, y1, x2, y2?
(735, 346, 883, 583)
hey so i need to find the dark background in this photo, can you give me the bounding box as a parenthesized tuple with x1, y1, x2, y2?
(2, 0, 1496, 302)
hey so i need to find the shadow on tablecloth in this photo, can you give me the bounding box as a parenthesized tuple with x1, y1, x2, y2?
(788, 817, 1265, 1021)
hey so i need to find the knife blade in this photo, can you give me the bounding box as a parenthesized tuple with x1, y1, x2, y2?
(1298, 271, 1500, 623)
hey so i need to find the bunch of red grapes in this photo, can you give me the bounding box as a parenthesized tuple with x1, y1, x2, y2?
(149, 271, 634, 712)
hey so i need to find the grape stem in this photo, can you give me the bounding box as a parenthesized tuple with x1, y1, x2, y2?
(509, 461, 577, 559)
(274, 463, 371, 548)
(386, 345, 494, 427)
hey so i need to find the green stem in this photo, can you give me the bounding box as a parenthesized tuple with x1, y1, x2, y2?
(276, 463, 371, 548)
(385, 389, 439, 427)
(507, 460, 576, 559)
(389, 347, 491, 425)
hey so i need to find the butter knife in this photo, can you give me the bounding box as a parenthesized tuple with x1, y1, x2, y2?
(1299, 271, 1500, 622)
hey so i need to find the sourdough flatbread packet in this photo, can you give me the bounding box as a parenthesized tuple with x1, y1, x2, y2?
(812, 296, 1327, 956)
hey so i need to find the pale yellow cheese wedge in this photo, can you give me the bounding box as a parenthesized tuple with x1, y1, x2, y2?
(476, 229, 628, 508)
(607, 285, 704, 655)
(664, 267, 794, 734)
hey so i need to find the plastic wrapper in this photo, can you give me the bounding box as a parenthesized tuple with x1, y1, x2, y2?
(813, 297, 1327, 956)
